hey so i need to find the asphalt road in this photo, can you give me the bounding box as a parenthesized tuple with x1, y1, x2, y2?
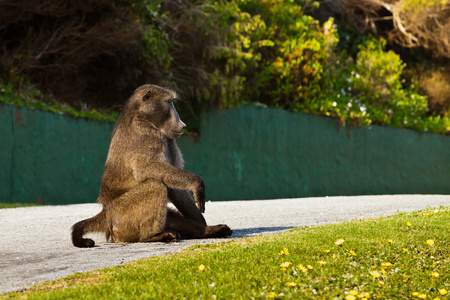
(1, 194, 450, 294)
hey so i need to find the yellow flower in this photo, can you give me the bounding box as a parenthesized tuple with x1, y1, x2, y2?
(324, 249, 331, 254)
(198, 264, 206, 272)
(403, 274, 409, 282)
(388, 239, 393, 245)
(377, 281, 384, 287)
(267, 291, 277, 298)
(407, 221, 412, 227)
(360, 292, 370, 299)
(439, 289, 448, 295)
(426, 239, 435, 246)
(418, 294, 427, 299)
(335, 239, 345, 246)
(307, 265, 314, 270)
(297, 264, 308, 273)
(348, 250, 357, 256)
(318, 260, 327, 266)
(431, 271, 439, 278)
(278, 248, 289, 256)
(349, 290, 358, 296)
(403, 248, 409, 253)
(345, 295, 356, 300)
(381, 262, 392, 269)
(286, 282, 297, 287)
(370, 270, 381, 278)
(280, 261, 291, 270)
(413, 292, 419, 297)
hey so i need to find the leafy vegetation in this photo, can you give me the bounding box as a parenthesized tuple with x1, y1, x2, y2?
(0, 83, 119, 122)
(0, 0, 449, 134)
(3, 206, 450, 299)
(0, 203, 41, 209)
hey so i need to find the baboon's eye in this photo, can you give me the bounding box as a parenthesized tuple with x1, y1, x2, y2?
(162, 103, 171, 118)
(143, 90, 153, 101)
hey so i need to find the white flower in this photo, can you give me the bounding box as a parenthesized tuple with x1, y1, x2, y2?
(359, 105, 367, 112)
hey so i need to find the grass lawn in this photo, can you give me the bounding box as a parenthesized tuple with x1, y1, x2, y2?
(3, 206, 449, 299)
(0, 203, 41, 209)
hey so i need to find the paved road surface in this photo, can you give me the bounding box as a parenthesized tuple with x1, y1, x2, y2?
(1, 194, 450, 294)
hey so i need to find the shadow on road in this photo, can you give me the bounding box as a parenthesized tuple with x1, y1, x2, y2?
(231, 227, 294, 238)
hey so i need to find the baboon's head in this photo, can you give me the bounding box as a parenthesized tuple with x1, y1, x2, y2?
(131, 84, 186, 139)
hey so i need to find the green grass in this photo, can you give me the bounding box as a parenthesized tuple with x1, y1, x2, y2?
(3, 207, 450, 299)
(0, 203, 41, 209)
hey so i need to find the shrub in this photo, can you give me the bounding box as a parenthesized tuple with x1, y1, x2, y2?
(0, 0, 143, 109)
(1, 0, 449, 134)
(0, 82, 119, 121)
(339, 0, 450, 59)
(417, 68, 450, 116)
(349, 37, 450, 133)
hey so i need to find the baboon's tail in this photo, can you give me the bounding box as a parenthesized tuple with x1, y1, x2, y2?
(71, 209, 107, 248)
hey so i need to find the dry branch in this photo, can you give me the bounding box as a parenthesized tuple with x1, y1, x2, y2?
(0, 0, 144, 108)
(339, 0, 450, 58)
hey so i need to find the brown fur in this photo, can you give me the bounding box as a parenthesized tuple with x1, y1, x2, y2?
(71, 84, 232, 247)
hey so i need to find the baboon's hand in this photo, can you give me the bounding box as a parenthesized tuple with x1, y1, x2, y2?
(194, 180, 206, 213)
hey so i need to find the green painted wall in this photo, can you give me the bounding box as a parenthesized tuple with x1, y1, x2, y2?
(179, 105, 450, 200)
(0, 104, 114, 204)
(1, 103, 449, 204)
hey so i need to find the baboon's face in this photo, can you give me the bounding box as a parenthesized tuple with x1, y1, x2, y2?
(159, 100, 186, 139)
(138, 86, 186, 139)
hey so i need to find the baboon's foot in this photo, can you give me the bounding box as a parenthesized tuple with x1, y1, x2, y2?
(205, 224, 233, 238)
(162, 231, 181, 243)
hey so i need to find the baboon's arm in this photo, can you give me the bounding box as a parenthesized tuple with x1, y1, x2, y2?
(134, 161, 205, 213)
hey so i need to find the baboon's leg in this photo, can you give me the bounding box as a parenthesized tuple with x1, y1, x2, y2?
(165, 209, 206, 239)
(166, 209, 233, 239)
(168, 188, 206, 225)
(109, 179, 179, 243)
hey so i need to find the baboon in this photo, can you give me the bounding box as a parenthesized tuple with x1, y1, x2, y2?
(71, 84, 232, 247)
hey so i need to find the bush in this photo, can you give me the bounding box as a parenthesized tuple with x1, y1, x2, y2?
(1, 0, 449, 134)
(311, 36, 450, 134)
(348, 37, 449, 133)
(416, 67, 450, 116)
(339, 0, 450, 59)
(0, 82, 119, 121)
(0, 0, 145, 109)
(236, 0, 337, 111)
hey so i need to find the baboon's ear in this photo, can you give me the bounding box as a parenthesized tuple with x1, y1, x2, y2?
(143, 90, 154, 102)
